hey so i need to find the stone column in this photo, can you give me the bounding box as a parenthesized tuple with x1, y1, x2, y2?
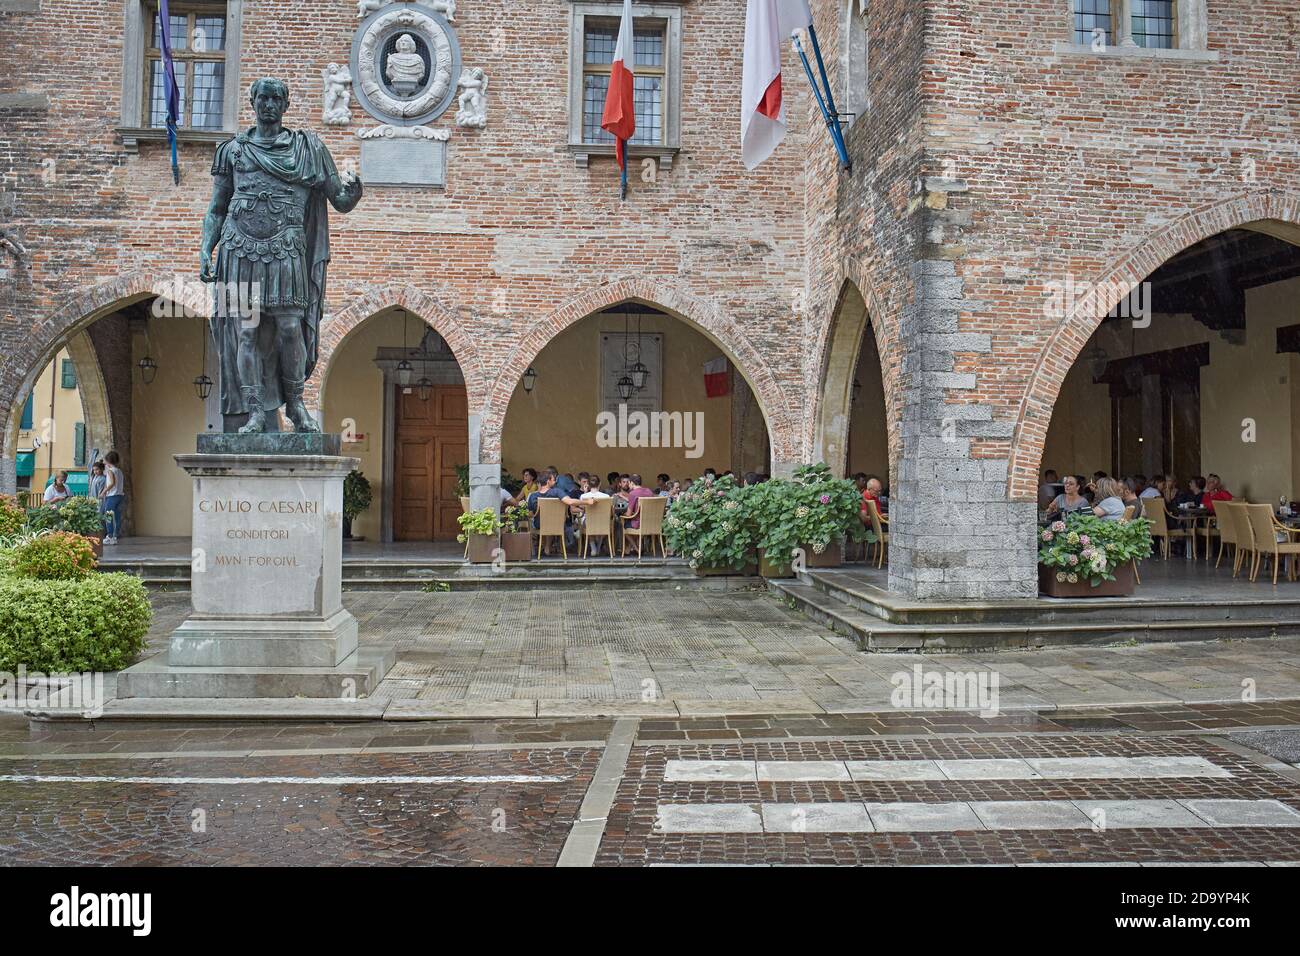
(888, 195, 1039, 602)
(467, 411, 501, 513)
(0, 456, 15, 495)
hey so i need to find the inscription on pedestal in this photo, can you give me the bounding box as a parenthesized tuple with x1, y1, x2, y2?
(191, 475, 343, 620)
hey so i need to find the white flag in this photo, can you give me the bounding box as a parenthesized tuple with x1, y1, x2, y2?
(741, 0, 813, 170)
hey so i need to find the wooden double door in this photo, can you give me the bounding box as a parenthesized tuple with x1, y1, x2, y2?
(393, 384, 468, 541)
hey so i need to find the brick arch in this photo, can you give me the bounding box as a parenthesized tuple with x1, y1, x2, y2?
(1007, 190, 1300, 501)
(484, 277, 796, 463)
(313, 284, 490, 414)
(810, 263, 902, 477)
(1, 270, 170, 462)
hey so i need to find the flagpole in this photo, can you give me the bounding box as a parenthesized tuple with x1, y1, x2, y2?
(791, 32, 851, 171)
(620, 140, 628, 201)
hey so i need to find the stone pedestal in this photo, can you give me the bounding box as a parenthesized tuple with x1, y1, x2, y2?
(117, 436, 395, 700)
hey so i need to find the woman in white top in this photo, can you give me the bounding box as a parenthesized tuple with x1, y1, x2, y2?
(43, 471, 71, 506)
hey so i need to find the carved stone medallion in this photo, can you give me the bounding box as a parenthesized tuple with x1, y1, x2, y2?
(351, 3, 462, 127)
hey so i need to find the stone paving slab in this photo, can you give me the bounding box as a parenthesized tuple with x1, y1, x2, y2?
(88, 591, 1300, 721)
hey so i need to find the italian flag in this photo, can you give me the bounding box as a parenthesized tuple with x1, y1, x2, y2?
(601, 0, 637, 172)
(741, 0, 813, 170)
(704, 357, 731, 398)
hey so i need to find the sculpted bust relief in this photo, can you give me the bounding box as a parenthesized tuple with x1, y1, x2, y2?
(385, 34, 427, 94)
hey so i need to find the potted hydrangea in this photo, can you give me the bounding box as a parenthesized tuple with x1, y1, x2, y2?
(1038, 513, 1152, 597)
(663, 475, 757, 575)
(500, 503, 533, 563)
(457, 507, 502, 565)
(788, 464, 867, 568)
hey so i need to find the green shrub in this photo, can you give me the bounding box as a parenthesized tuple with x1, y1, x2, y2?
(664, 475, 757, 571)
(456, 507, 501, 544)
(0, 495, 24, 538)
(0, 573, 151, 672)
(5, 531, 97, 580)
(343, 470, 373, 522)
(5, 530, 97, 582)
(26, 496, 104, 537)
(1038, 513, 1153, 587)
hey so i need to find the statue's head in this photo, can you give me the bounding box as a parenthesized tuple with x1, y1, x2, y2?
(249, 77, 290, 122)
(395, 33, 417, 53)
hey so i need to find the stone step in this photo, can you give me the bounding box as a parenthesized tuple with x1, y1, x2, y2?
(114, 645, 396, 699)
(30, 697, 389, 722)
(768, 580, 1300, 651)
(803, 567, 1300, 627)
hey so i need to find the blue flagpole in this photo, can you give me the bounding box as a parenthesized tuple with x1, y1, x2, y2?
(792, 32, 851, 171)
(159, 0, 182, 185)
(620, 139, 628, 200)
(806, 24, 851, 165)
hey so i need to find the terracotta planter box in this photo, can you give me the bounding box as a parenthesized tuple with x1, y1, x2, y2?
(802, 540, 843, 568)
(466, 533, 499, 565)
(1038, 561, 1137, 598)
(758, 549, 794, 578)
(694, 562, 757, 577)
(501, 531, 533, 563)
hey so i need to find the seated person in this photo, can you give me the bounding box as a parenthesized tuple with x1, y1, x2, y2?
(44, 471, 72, 506)
(1201, 473, 1233, 513)
(1045, 474, 1092, 519)
(624, 475, 655, 529)
(1091, 477, 1128, 522)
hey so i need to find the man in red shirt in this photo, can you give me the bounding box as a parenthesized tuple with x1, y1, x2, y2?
(624, 474, 656, 529)
(1201, 473, 1233, 513)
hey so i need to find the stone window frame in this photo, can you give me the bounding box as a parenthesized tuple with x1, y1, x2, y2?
(118, 0, 244, 153)
(1056, 0, 1215, 62)
(566, 1, 685, 170)
(840, 0, 869, 128)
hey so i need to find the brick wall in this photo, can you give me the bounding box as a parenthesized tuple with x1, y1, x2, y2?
(3, 0, 1298, 600)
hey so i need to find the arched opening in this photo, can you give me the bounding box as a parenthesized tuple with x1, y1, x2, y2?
(1040, 224, 1300, 565)
(500, 303, 772, 487)
(4, 293, 218, 537)
(815, 281, 890, 486)
(320, 307, 469, 545)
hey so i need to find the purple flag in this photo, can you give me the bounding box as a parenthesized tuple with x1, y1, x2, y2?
(159, 0, 181, 184)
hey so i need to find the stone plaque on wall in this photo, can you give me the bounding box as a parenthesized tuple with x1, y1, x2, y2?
(360, 137, 446, 186)
(600, 332, 663, 416)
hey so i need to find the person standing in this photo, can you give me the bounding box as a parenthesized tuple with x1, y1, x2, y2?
(89, 460, 107, 502)
(100, 450, 126, 545)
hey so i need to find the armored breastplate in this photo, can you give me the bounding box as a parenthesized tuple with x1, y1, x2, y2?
(228, 164, 309, 241)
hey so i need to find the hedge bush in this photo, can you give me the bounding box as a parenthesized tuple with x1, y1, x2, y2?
(0, 573, 152, 672)
(4, 531, 97, 580)
(0, 496, 24, 539)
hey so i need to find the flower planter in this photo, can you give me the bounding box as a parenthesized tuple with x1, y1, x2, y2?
(694, 562, 757, 577)
(466, 533, 499, 565)
(1038, 561, 1137, 598)
(801, 540, 843, 568)
(758, 548, 794, 579)
(501, 531, 533, 563)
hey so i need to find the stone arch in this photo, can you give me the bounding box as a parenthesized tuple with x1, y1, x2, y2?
(0, 271, 170, 467)
(812, 273, 899, 478)
(486, 277, 796, 464)
(313, 284, 491, 415)
(1007, 190, 1300, 501)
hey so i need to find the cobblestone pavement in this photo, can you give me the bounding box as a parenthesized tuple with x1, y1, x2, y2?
(132, 591, 1300, 713)
(3, 703, 1300, 866)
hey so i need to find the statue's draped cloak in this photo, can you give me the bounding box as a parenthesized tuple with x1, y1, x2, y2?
(210, 128, 336, 415)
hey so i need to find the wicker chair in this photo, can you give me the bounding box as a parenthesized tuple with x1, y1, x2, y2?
(620, 496, 667, 559)
(535, 497, 568, 560)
